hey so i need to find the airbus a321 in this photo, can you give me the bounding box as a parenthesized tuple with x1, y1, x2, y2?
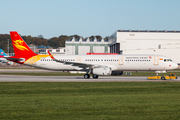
(4, 31, 178, 79)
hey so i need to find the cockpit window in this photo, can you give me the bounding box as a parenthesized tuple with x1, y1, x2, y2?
(164, 59, 172, 62)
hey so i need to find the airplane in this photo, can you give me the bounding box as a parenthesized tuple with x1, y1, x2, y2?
(0, 49, 8, 63)
(3, 31, 178, 79)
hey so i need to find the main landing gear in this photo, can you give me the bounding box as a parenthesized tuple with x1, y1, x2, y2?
(92, 74, 98, 79)
(84, 74, 99, 79)
(84, 74, 90, 79)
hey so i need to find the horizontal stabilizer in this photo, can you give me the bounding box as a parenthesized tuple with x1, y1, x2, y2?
(3, 57, 25, 62)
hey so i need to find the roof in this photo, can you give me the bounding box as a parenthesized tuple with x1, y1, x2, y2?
(117, 30, 180, 33)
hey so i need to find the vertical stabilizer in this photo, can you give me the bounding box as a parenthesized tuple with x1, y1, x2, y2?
(0, 49, 7, 56)
(10, 31, 37, 57)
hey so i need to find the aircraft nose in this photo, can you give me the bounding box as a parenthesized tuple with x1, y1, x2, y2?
(168, 62, 178, 70)
(173, 63, 178, 69)
(176, 63, 178, 69)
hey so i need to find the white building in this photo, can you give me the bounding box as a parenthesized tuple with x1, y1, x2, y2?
(108, 30, 180, 63)
(46, 48, 66, 54)
(37, 48, 66, 54)
(66, 37, 109, 55)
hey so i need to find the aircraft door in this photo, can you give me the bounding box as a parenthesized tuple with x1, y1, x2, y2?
(76, 57, 81, 63)
(119, 57, 124, 65)
(154, 56, 159, 65)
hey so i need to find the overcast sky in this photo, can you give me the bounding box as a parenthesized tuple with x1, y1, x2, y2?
(1, 0, 180, 38)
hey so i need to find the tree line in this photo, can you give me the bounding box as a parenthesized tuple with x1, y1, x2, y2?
(0, 34, 109, 53)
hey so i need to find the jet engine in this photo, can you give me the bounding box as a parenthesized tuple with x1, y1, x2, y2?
(92, 67, 112, 75)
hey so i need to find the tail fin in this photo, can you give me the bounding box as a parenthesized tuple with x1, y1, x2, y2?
(0, 49, 7, 56)
(10, 31, 37, 57)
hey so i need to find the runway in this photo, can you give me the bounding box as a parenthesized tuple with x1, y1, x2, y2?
(0, 75, 180, 82)
(0, 69, 180, 82)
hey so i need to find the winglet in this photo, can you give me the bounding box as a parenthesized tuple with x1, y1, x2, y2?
(47, 50, 55, 60)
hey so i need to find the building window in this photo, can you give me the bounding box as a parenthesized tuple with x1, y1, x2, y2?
(56, 50, 60, 52)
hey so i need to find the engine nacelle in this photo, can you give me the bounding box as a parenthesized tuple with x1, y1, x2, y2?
(92, 68, 112, 76)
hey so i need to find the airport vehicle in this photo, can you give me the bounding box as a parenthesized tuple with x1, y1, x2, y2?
(3, 31, 178, 79)
(148, 73, 177, 80)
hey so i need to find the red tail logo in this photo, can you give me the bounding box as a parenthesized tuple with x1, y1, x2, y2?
(13, 39, 29, 51)
(10, 31, 37, 58)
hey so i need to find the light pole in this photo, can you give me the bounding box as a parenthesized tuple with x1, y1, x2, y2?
(7, 39, 9, 56)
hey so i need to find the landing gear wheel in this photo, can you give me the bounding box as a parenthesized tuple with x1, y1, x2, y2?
(84, 74, 90, 79)
(92, 74, 99, 79)
(161, 76, 166, 80)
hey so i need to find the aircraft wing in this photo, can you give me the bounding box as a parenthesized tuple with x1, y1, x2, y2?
(47, 50, 106, 69)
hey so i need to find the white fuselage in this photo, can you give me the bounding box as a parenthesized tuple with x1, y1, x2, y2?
(30, 54, 178, 71)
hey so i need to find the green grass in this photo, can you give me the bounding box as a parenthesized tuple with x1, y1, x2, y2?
(0, 82, 180, 120)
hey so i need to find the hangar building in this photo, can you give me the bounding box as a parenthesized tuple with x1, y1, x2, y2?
(108, 30, 180, 64)
(66, 37, 109, 55)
